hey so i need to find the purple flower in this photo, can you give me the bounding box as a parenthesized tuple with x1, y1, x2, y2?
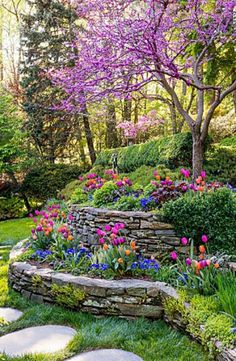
(170, 251, 178, 261)
(202, 234, 208, 243)
(36, 225, 43, 232)
(116, 180, 123, 187)
(104, 224, 111, 232)
(186, 258, 192, 266)
(201, 170, 206, 179)
(181, 237, 188, 246)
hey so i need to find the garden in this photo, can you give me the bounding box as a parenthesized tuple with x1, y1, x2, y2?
(0, 0, 236, 361)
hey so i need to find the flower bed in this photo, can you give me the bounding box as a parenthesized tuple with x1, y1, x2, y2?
(8, 254, 236, 361)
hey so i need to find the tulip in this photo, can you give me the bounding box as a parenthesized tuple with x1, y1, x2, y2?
(170, 251, 178, 261)
(186, 258, 192, 266)
(201, 235, 208, 243)
(181, 237, 188, 245)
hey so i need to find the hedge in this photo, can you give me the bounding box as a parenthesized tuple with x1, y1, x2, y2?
(95, 133, 193, 172)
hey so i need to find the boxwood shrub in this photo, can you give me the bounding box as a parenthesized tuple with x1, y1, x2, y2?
(21, 164, 86, 201)
(95, 133, 193, 172)
(162, 188, 236, 253)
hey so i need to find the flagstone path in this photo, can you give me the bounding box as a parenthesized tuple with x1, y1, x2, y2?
(0, 325, 76, 357)
(0, 307, 23, 323)
(66, 349, 144, 361)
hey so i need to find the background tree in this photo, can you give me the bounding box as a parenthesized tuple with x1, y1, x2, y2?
(53, 0, 236, 178)
(21, 0, 96, 164)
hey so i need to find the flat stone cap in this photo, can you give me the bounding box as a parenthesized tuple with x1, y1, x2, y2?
(0, 325, 76, 357)
(67, 349, 144, 361)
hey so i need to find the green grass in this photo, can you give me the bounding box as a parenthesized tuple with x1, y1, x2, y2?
(0, 219, 209, 361)
(0, 218, 33, 246)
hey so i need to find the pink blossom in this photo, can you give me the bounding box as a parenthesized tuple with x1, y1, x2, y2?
(99, 238, 105, 244)
(170, 251, 178, 261)
(201, 235, 208, 243)
(201, 171, 206, 179)
(96, 229, 105, 236)
(104, 224, 111, 232)
(181, 237, 188, 246)
(186, 258, 192, 266)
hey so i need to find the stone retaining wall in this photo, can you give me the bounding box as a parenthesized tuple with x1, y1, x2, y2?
(8, 260, 236, 360)
(9, 261, 177, 318)
(69, 206, 187, 257)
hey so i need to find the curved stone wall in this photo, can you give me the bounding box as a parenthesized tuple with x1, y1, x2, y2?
(9, 261, 177, 318)
(69, 206, 187, 257)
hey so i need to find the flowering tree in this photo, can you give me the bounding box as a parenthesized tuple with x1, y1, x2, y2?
(118, 110, 164, 141)
(53, 0, 236, 178)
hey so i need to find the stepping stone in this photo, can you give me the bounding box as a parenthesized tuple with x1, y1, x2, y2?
(67, 349, 144, 361)
(0, 325, 76, 357)
(0, 308, 23, 323)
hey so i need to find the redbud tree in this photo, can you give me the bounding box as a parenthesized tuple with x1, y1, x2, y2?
(53, 0, 236, 178)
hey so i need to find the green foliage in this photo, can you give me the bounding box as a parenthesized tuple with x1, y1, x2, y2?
(115, 195, 140, 211)
(32, 274, 43, 289)
(0, 218, 34, 246)
(162, 188, 236, 253)
(216, 271, 236, 318)
(206, 145, 236, 186)
(0, 196, 27, 221)
(203, 314, 236, 351)
(95, 133, 193, 172)
(93, 181, 119, 207)
(70, 187, 87, 204)
(51, 283, 85, 308)
(163, 290, 188, 321)
(60, 179, 82, 201)
(219, 136, 236, 147)
(21, 164, 84, 201)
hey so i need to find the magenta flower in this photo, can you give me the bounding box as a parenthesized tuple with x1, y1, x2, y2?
(99, 238, 105, 244)
(36, 225, 43, 232)
(79, 176, 84, 181)
(68, 214, 74, 221)
(31, 228, 36, 234)
(104, 224, 111, 232)
(201, 170, 206, 179)
(35, 210, 40, 216)
(28, 213, 33, 218)
(153, 170, 158, 177)
(186, 258, 192, 266)
(116, 180, 123, 187)
(96, 229, 105, 236)
(170, 251, 178, 261)
(201, 235, 208, 243)
(181, 237, 188, 246)
(180, 168, 190, 178)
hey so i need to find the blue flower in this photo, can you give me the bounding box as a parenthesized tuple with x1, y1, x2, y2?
(34, 249, 52, 260)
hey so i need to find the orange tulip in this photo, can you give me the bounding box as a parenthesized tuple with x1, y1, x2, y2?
(199, 245, 206, 253)
(214, 263, 220, 269)
(103, 244, 109, 251)
(67, 235, 74, 241)
(130, 240, 136, 249)
(125, 249, 131, 256)
(118, 258, 123, 264)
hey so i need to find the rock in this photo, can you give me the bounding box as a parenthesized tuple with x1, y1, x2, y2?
(0, 308, 23, 323)
(0, 325, 76, 357)
(66, 349, 144, 361)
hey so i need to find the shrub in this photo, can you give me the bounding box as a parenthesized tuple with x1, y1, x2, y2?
(70, 188, 87, 204)
(0, 196, 26, 220)
(95, 133, 194, 172)
(206, 146, 236, 186)
(60, 180, 81, 201)
(21, 164, 85, 201)
(115, 195, 140, 211)
(162, 188, 236, 253)
(219, 135, 236, 147)
(93, 181, 119, 207)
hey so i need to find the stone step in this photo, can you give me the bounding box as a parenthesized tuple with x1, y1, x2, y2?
(66, 349, 144, 361)
(0, 325, 76, 357)
(0, 307, 23, 323)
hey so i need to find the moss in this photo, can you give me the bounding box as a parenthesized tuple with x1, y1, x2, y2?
(51, 283, 85, 308)
(0, 317, 8, 326)
(203, 314, 236, 353)
(163, 290, 188, 322)
(32, 274, 43, 289)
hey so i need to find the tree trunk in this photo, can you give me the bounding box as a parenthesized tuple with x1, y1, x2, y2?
(192, 131, 204, 180)
(7, 171, 32, 212)
(106, 101, 119, 148)
(82, 105, 96, 164)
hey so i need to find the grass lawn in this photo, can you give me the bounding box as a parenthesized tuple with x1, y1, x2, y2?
(0, 219, 209, 361)
(0, 218, 34, 246)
